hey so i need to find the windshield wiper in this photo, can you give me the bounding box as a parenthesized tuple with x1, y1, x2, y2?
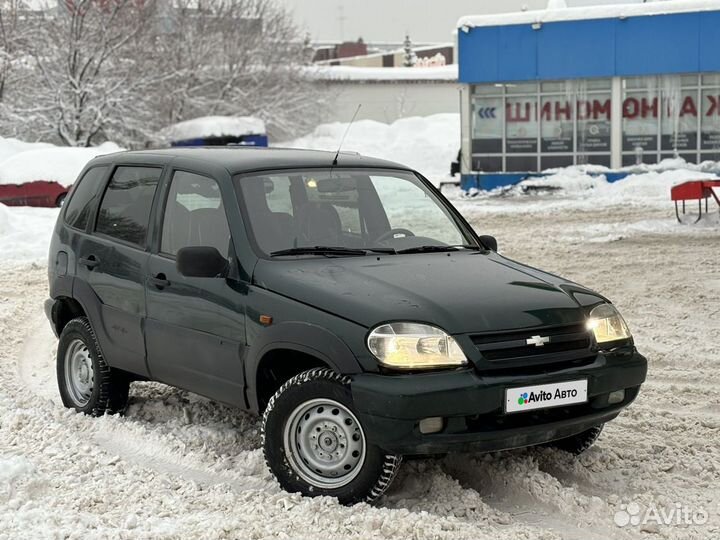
(270, 246, 368, 257)
(396, 244, 481, 254)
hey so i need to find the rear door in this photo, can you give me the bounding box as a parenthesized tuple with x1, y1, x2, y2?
(73, 164, 163, 377)
(144, 168, 247, 406)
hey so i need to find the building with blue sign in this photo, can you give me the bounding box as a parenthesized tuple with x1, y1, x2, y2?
(456, 0, 720, 190)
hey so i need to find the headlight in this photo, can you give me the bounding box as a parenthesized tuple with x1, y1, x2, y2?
(587, 304, 632, 345)
(367, 322, 468, 370)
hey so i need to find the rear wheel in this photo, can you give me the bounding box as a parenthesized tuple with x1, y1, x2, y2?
(57, 317, 130, 416)
(262, 368, 401, 505)
(549, 424, 604, 455)
(55, 192, 67, 208)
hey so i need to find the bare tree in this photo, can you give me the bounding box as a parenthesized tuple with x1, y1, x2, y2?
(0, 0, 28, 102)
(1, 0, 327, 146)
(8, 0, 161, 146)
(155, 0, 323, 140)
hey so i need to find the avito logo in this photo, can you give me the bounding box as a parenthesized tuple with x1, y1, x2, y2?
(517, 388, 578, 406)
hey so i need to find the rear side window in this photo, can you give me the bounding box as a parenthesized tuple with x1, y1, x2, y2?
(95, 166, 162, 247)
(63, 166, 108, 230)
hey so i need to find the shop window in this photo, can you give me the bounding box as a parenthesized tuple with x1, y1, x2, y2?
(660, 153, 698, 164)
(622, 90, 659, 155)
(471, 155, 502, 172)
(578, 93, 611, 153)
(473, 84, 502, 96)
(660, 88, 699, 152)
(541, 96, 574, 153)
(577, 154, 611, 168)
(506, 156, 537, 172)
(701, 88, 720, 152)
(472, 96, 503, 153)
(506, 96, 538, 153)
(622, 153, 658, 167)
(541, 155, 573, 170)
(505, 82, 538, 95)
(702, 74, 720, 88)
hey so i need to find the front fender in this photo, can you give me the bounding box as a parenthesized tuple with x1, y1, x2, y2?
(244, 321, 363, 413)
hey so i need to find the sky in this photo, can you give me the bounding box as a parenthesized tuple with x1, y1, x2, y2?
(278, 0, 645, 43)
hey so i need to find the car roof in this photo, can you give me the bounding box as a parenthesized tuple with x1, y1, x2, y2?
(89, 147, 412, 174)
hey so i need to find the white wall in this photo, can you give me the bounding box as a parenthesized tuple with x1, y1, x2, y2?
(322, 82, 460, 124)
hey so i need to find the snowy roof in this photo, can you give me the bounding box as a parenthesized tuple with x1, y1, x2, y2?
(162, 116, 266, 142)
(457, 0, 720, 29)
(305, 64, 458, 82)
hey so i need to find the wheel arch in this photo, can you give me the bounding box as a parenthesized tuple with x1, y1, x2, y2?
(245, 322, 363, 414)
(50, 296, 87, 336)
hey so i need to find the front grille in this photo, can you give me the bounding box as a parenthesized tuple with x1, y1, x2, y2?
(471, 323, 591, 363)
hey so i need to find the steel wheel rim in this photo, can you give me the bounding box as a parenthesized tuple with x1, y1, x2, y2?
(64, 338, 94, 407)
(283, 398, 366, 489)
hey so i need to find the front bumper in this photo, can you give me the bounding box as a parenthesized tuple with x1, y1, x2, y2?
(350, 350, 647, 455)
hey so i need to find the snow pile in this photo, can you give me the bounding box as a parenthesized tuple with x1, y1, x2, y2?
(0, 137, 54, 163)
(306, 64, 458, 82)
(0, 204, 59, 265)
(458, 0, 720, 29)
(519, 165, 718, 206)
(279, 113, 460, 182)
(0, 141, 122, 187)
(162, 116, 266, 142)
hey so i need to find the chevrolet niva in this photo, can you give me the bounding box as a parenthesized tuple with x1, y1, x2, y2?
(45, 148, 647, 504)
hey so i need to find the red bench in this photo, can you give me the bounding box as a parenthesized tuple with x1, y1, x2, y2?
(670, 180, 720, 223)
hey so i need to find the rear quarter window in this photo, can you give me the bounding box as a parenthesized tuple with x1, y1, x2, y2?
(95, 166, 162, 247)
(63, 166, 108, 230)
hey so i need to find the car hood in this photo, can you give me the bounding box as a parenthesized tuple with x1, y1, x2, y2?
(252, 251, 604, 334)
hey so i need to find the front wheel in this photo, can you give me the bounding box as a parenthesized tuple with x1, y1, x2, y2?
(548, 424, 604, 455)
(262, 368, 401, 505)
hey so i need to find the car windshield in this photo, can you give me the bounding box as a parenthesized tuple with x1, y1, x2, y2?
(234, 168, 475, 256)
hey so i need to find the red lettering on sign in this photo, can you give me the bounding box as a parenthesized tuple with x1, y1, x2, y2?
(707, 96, 720, 116)
(576, 101, 590, 120)
(506, 102, 533, 122)
(541, 101, 552, 121)
(593, 99, 611, 120)
(555, 101, 572, 120)
(680, 95, 697, 117)
(641, 97, 658, 119)
(623, 98, 639, 119)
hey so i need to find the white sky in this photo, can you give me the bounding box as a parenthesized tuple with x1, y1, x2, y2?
(279, 0, 645, 43)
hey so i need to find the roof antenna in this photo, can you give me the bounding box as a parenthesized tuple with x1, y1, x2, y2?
(332, 104, 361, 166)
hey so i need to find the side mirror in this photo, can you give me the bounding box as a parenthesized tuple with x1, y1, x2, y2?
(479, 235, 498, 252)
(177, 246, 229, 278)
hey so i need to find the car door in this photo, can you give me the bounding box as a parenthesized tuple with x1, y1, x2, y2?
(144, 169, 248, 406)
(73, 164, 163, 377)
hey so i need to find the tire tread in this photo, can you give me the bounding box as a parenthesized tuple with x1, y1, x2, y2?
(261, 367, 401, 504)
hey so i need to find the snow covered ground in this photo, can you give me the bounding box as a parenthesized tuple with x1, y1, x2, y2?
(1, 190, 719, 538)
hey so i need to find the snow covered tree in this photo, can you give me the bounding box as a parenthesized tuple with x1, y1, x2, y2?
(0, 0, 29, 103)
(154, 0, 324, 141)
(403, 34, 417, 67)
(4, 0, 161, 146)
(0, 0, 326, 146)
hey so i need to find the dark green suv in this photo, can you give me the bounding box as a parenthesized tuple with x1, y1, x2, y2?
(45, 148, 647, 504)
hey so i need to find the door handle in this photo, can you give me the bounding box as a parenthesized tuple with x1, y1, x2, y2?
(79, 255, 100, 270)
(149, 273, 170, 289)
